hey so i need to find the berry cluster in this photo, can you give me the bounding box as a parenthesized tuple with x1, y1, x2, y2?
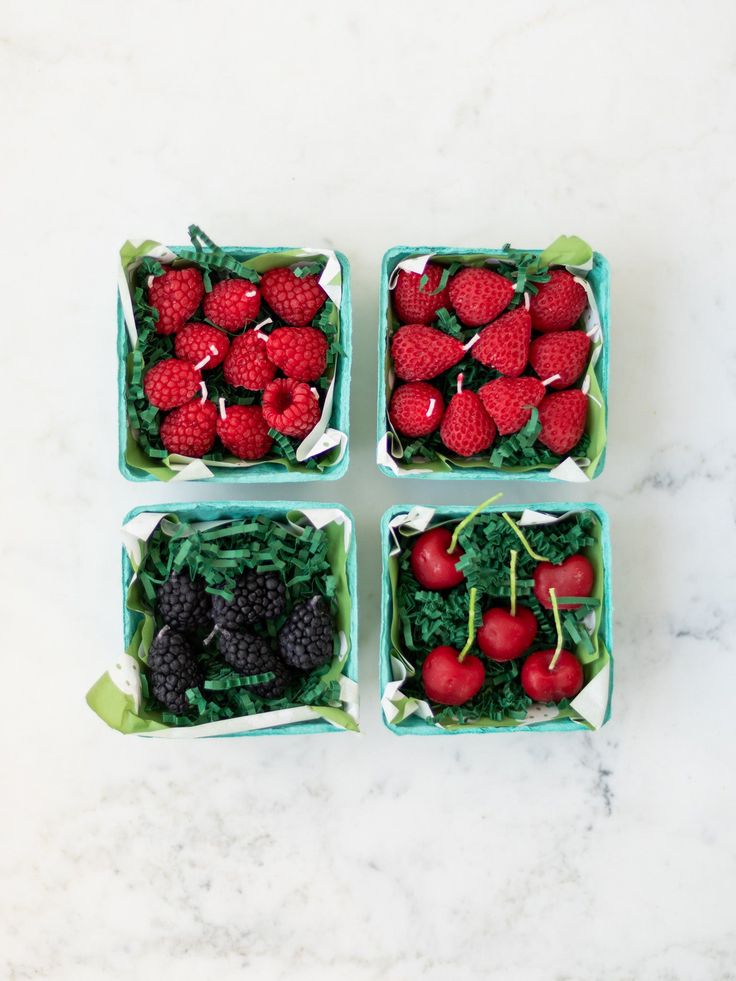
(386, 253, 595, 468)
(130, 254, 334, 464)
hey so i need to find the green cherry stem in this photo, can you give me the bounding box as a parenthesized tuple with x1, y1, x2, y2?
(509, 549, 518, 617)
(447, 494, 503, 555)
(501, 512, 550, 562)
(548, 587, 564, 670)
(458, 587, 478, 663)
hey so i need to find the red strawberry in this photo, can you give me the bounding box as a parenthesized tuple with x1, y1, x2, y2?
(538, 389, 588, 454)
(471, 307, 531, 377)
(149, 266, 204, 335)
(478, 376, 545, 435)
(392, 263, 451, 324)
(160, 399, 217, 457)
(389, 382, 444, 437)
(390, 324, 464, 382)
(260, 267, 327, 326)
(223, 331, 277, 391)
(529, 331, 591, 389)
(217, 404, 273, 460)
(203, 278, 261, 331)
(143, 358, 202, 410)
(448, 267, 515, 327)
(262, 378, 321, 438)
(266, 327, 328, 382)
(174, 322, 230, 370)
(440, 374, 496, 457)
(529, 269, 587, 332)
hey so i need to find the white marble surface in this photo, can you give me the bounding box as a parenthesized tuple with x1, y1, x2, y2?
(2, 1, 736, 978)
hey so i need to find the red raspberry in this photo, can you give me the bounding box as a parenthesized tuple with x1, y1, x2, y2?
(266, 327, 328, 382)
(260, 267, 327, 326)
(148, 266, 204, 335)
(392, 263, 452, 325)
(223, 331, 277, 391)
(389, 382, 444, 437)
(217, 404, 273, 460)
(160, 399, 217, 457)
(262, 378, 321, 438)
(203, 279, 261, 331)
(143, 358, 202, 410)
(174, 323, 230, 370)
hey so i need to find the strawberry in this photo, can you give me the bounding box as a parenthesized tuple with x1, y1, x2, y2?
(392, 263, 451, 324)
(448, 267, 514, 327)
(143, 358, 202, 410)
(538, 389, 588, 455)
(478, 376, 545, 435)
(440, 374, 496, 457)
(529, 269, 587, 332)
(223, 331, 277, 391)
(160, 398, 217, 457)
(148, 266, 204, 335)
(174, 322, 230, 370)
(203, 278, 261, 331)
(390, 324, 464, 382)
(262, 378, 321, 438)
(266, 327, 328, 382)
(389, 382, 444, 437)
(530, 331, 591, 389)
(217, 404, 273, 460)
(260, 267, 327, 326)
(471, 307, 531, 377)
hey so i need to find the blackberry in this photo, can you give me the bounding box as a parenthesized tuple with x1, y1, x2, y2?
(147, 628, 203, 714)
(278, 595, 334, 671)
(156, 571, 211, 631)
(219, 629, 293, 699)
(212, 570, 286, 630)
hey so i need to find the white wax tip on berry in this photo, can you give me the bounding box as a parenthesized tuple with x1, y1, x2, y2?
(542, 374, 562, 387)
(257, 332, 269, 342)
(159, 625, 170, 637)
(246, 289, 257, 298)
(463, 333, 480, 351)
(208, 343, 219, 355)
(457, 373, 465, 394)
(524, 292, 530, 310)
(255, 317, 273, 330)
(426, 398, 436, 417)
(219, 397, 227, 420)
(203, 625, 218, 646)
(147, 275, 154, 288)
(310, 387, 319, 399)
(199, 381, 208, 402)
(586, 323, 601, 338)
(195, 355, 211, 370)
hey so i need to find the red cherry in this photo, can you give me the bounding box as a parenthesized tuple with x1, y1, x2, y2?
(476, 605, 538, 661)
(410, 527, 465, 590)
(521, 649, 584, 702)
(422, 645, 485, 706)
(533, 554, 594, 610)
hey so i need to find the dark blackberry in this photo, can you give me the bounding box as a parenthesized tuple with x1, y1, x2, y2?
(278, 595, 334, 671)
(218, 629, 293, 699)
(212, 570, 286, 630)
(147, 628, 203, 714)
(156, 571, 211, 631)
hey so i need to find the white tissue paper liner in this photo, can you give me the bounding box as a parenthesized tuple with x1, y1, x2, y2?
(114, 509, 357, 735)
(382, 507, 607, 730)
(120, 244, 346, 476)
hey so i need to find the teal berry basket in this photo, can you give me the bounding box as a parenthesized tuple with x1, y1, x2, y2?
(118, 245, 352, 483)
(376, 246, 610, 482)
(380, 501, 613, 734)
(86, 500, 359, 737)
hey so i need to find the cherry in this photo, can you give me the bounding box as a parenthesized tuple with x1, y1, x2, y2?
(410, 527, 465, 590)
(477, 605, 538, 661)
(422, 645, 486, 706)
(521, 649, 584, 702)
(534, 554, 594, 610)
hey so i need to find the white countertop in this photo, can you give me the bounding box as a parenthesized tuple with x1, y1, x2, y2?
(3, 1, 735, 978)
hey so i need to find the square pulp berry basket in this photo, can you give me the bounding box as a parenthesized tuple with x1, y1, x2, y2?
(118, 240, 351, 482)
(380, 501, 613, 734)
(376, 246, 610, 482)
(86, 501, 359, 737)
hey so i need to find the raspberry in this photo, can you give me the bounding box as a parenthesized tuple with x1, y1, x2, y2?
(160, 399, 218, 457)
(156, 572, 212, 631)
(223, 331, 277, 391)
(266, 327, 328, 382)
(203, 278, 261, 331)
(262, 378, 321, 438)
(278, 596, 334, 671)
(218, 630, 293, 699)
(260, 267, 327, 326)
(143, 358, 202, 410)
(148, 266, 204, 335)
(217, 404, 273, 460)
(174, 323, 230, 370)
(392, 264, 452, 324)
(212, 571, 286, 631)
(389, 382, 444, 437)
